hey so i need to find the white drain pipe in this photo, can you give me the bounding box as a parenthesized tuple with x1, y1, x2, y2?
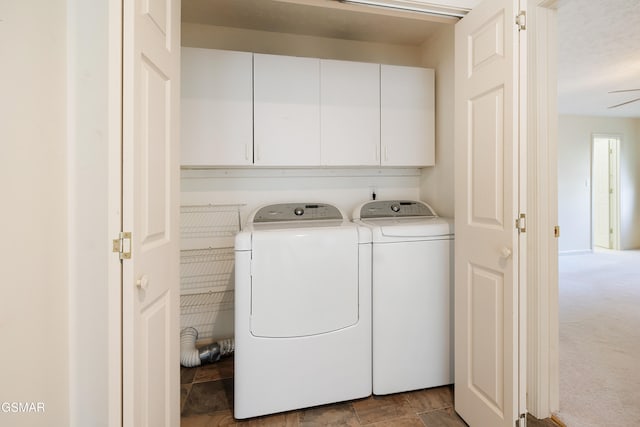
(180, 327, 235, 368)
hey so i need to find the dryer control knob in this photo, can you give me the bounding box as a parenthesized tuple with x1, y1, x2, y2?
(294, 207, 304, 216)
(391, 204, 400, 213)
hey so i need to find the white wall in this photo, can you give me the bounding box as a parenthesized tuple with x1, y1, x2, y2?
(0, 2, 69, 426)
(419, 25, 455, 218)
(558, 115, 640, 252)
(181, 169, 422, 226)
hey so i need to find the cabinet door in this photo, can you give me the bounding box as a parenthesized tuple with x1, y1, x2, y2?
(181, 48, 253, 166)
(254, 54, 320, 166)
(381, 65, 435, 167)
(320, 60, 380, 166)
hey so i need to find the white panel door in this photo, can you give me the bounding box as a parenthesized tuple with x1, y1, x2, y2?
(181, 48, 253, 166)
(122, 0, 180, 425)
(254, 54, 321, 166)
(454, 0, 525, 426)
(593, 138, 610, 248)
(320, 59, 380, 166)
(381, 64, 435, 166)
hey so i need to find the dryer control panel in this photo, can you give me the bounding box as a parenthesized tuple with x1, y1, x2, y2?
(253, 203, 343, 222)
(358, 200, 436, 219)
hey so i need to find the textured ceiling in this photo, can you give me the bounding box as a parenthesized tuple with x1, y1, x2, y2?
(182, 0, 640, 118)
(557, 0, 640, 117)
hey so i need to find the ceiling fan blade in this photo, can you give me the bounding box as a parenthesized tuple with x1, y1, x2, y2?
(608, 96, 640, 109)
(608, 88, 640, 93)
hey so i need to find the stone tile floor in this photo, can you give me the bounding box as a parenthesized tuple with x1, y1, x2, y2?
(181, 357, 558, 427)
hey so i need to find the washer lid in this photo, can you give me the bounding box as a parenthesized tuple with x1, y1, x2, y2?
(354, 200, 436, 220)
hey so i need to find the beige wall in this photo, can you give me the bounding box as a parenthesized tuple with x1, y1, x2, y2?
(419, 24, 455, 218)
(558, 115, 640, 252)
(0, 1, 69, 426)
(182, 22, 424, 65)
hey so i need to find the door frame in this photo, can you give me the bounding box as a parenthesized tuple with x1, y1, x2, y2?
(107, 0, 123, 425)
(103, 0, 561, 423)
(525, 0, 560, 419)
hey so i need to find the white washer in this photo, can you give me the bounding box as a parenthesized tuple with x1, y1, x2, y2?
(234, 203, 372, 419)
(353, 200, 454, 395)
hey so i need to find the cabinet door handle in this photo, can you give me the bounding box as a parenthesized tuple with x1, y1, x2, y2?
(375, 145, 379, 162)
(245, 144, 250, 161)
(256, 144, 261, 161)
(384, 146, 389, 161)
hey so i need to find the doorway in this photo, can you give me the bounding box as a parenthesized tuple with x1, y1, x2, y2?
(591, 134, 620, 250)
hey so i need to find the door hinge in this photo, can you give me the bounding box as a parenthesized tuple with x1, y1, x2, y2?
(516, 213, 526, 233)
(554, 225, 560, 238)
(516, 10, 527, 31)
(516, 413, 527, 427)
(112, 232, 132, 260)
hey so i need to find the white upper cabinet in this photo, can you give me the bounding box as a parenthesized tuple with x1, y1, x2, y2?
(253, 54, 321, 166)
(320, 59, 380, 166)
(381, 64, 435, 167)
(181, 48, 253, 166)
(181, 49, 435, 168)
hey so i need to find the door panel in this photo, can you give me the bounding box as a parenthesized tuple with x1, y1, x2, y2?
(122, 0, 180, 426)
(469, 263, 504, 412)
(454, 0, 523, 426)
(470, 86, 504, 227)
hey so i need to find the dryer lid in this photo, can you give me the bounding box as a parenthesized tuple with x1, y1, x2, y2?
(353, 200, 437, 220)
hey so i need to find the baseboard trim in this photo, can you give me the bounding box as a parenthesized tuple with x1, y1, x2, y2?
(558, 249, 592, 256)
(550, 414, 568, 427)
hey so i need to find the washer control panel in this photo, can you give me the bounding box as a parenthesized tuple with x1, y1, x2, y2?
(359, 200, 436, 219)
(253, 203, 343, 223)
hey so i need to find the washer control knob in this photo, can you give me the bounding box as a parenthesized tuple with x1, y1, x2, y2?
(391, 204, 400, 213)
(294, 207, 304, 216)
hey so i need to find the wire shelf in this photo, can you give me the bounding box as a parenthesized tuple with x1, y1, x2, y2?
(179, 203, 241, 340)
(180, 291, 235, 342)
(180, 204, 241, 240)
(180, 291, 234, 312)
(180, 247, 235, 295)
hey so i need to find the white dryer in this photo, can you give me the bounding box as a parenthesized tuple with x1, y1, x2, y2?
(353, 200, 454, 395)
(234, 203, 372, 419)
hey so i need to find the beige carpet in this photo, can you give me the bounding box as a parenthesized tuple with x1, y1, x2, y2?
(556, 249, 640, 426)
